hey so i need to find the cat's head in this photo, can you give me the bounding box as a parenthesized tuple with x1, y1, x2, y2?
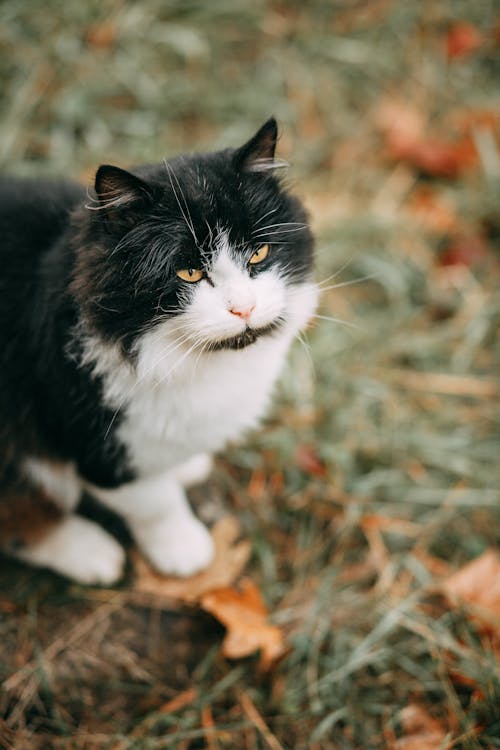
(73, 119, 317, 376)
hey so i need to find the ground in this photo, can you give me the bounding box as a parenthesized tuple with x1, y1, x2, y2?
(0, 1, 499, 748)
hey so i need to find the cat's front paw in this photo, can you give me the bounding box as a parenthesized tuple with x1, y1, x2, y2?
(17, 515, 125, 585)
(134, 515, 215, 577)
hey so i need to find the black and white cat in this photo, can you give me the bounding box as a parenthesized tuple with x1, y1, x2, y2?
(0, 118, 317, 584)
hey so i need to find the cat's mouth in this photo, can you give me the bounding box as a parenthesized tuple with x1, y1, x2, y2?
(208, 318, 285, 351)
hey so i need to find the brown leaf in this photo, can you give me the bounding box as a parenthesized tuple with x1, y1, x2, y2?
(405, 186, 460, 234)
(85, 21, 117, 50)
(446, 22, 483, 60)
(438, 233, 489, 268)
(294, 444, 327, 478)
(200, 578, 287, 669)
(389, 705, 449, 750)
(442, 550, 500, 627)
(133, 517, 251, 604)
(375, 98, 477, 177)
(403, 136, 477, 178)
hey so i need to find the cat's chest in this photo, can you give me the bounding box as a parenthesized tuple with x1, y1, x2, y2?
(116, 336, 289, 475)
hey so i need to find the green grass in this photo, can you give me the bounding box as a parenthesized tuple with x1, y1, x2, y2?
(1, 1, 500, 748)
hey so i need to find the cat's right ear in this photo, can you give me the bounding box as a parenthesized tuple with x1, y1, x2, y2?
(232, 118, 283, 173)
(90, 165, 153, 227)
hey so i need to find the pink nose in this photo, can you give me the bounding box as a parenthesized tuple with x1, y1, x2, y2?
(229, 304, 255, 320)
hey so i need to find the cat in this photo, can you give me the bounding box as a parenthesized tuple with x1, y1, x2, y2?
(0, 118, 317, 584)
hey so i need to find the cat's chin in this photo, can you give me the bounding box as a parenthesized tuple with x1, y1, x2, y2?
(207, 318, 285, 352)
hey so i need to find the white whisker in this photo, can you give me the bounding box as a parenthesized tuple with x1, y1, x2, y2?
(313, 313, 360, 330)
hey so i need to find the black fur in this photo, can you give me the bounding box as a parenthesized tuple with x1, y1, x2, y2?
(0, 119, 313, 500)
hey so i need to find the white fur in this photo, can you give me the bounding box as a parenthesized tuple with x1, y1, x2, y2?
(17, 515, 125, 584)
(23, 457, 81, 511)
(76, 244, 317, 578)
(171, 453, 213, 487)
(86, 469, 215, 575)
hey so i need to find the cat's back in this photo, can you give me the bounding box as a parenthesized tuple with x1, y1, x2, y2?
(0, 175, 84, 263)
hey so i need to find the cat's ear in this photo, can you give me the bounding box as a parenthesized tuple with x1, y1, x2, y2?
(233, 117, 284, 173)
(92, 165, 153, 225)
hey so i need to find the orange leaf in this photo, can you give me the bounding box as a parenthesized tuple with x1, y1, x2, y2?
(200, 578, 287, 669)
(85, 21, 117, 50)
(389, 705, 449, 750)
(438, 234, 489, 268)
(375, 98, 478, 177)
(442, 550, 500, 628)
(132, 517, 251, 604)
(294, 444, 327, 478)
(405, 186, 460, 234)
(446, 22, 483, 60)
(403, 136, 477, 178)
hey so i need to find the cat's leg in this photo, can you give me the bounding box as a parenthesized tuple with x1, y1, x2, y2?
(16, 515, 126, 585)
(2, 460, 125, 585)
(88, 471, 214, 577)
(170, 453, 213, 488)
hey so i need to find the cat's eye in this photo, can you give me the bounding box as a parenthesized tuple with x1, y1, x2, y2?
(249, 244, 269, 265)
(176, 268, 203, 283)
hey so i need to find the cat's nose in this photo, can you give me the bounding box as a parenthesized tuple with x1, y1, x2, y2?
(228, 304, 255, 320)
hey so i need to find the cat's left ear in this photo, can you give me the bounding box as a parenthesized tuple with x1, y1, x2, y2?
(92, 165, 153, 225)
(233, 117, 283, 173)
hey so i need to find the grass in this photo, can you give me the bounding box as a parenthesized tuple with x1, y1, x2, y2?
(1, 1, 500, 748)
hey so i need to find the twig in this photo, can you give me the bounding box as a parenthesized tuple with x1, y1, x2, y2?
(239, 692, 285, 750)
(388, 369, 498, 398)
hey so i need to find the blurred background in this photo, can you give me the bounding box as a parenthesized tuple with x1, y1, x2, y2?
(1, 1, 499, 748)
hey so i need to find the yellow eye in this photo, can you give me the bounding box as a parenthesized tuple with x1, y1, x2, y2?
(249, 244, 269, 265)
(176, 268, 203, 283)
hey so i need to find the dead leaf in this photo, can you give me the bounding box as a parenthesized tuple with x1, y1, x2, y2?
(85, 21, 117, 50)
(405, 186, 460, 234)
(438, 233, 489, 268)
(411, 137, 477, 178)
(389, 704, 449, 750)
(294, 444, 327, 478)
(375, 98, 478, 177)
(446, 22, 483, 60)
(200, 578, 287, 669)
(133, 516, 251, 604)
(442, 550, 500, 627)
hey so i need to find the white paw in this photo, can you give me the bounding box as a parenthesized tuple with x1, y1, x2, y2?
(134, 515, 214, 577)
(171, 454, 213, 488)
(17, 516, 125, 585)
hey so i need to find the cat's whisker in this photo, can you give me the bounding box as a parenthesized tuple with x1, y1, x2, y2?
(163, 161, 198, 246)
(169, 166, 199, 246)
(254, 206, 279, 226)
(252, 227, 307, 240)
(318, 273, 379, 292)
(312, 313, 360, 330)
(154, 336, 208, 387)
(253, 221, 307, 232)
(316, 256, 358, 289)
(103, 328, 200, 440)
(190, 340, 212, 384)
(295, 330, 316, 380)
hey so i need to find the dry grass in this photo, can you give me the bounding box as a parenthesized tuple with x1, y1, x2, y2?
(1, 1, 499, 748)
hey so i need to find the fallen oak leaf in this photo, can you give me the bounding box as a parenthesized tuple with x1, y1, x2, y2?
(390, 135, 477, 179)
(446, 22, 483, 60)
(200, 578, 287, 669)
(389, 704, 450, 750)
(133, 516, 251, 604)
(438, 233, 490, 268)
(441, 549, 500, 629)
(374, 98, 478, 177)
